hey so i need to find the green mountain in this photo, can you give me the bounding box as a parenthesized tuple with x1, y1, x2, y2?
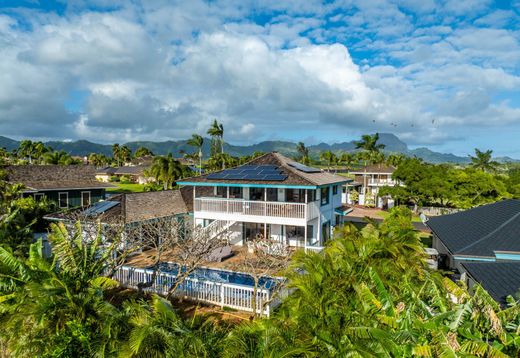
(1, 134, 517, 164)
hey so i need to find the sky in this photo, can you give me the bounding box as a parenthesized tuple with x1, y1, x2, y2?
(1, 0, 520, 157)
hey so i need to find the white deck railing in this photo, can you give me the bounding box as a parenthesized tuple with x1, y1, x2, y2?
(113, 266, 276, 316)
(195, 197, 309, 220)
(368, 179, 396, 186)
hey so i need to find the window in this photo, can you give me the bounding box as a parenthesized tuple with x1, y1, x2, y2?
(34, 193, 44, 200)
(320, 186, 330, 206)
(286, 189, 305, 203)
(307, 189, 316, 202)
(58, 192, 68, 208)
(306, 225, 313, 240)
(229, 187, 243, 199)
(216, 186, 226, 198)
(81, 191, 91, 206)
(249, 187, 264, 201)
(266, 188, 278, 201)
(322, 221, 330, 243)
(333, 185, 338, 195)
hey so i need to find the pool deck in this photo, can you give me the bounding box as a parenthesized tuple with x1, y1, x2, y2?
(125, 245, 293, 276)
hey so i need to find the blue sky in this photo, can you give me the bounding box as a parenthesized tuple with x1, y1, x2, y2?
(1, 0, 520, 157)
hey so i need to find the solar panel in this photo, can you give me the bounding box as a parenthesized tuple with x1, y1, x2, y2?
(206, 165, 287, 181)
(83, 201, 119, 216)
(288, 161, 321, 173)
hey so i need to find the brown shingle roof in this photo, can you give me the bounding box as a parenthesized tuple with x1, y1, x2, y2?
(45, 187, 193, 224)
(5, 165, 115, 191)
(178, 152, 350, 187)
(96, 165, 149, 176)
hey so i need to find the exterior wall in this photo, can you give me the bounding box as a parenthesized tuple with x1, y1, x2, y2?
(432, 234, 455, 269)
(28, 188, 106, 208)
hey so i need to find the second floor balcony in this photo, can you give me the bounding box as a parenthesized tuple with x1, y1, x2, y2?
(194, 197, 320, 225)
(368, 178, 397, 186)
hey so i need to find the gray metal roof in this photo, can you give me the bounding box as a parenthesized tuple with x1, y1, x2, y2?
(426, 199, 520, 257)
(462, 262, 520, 306)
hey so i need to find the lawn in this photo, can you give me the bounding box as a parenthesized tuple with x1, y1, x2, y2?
(106, 183, 147, 193)
(376, 210, 423, 222)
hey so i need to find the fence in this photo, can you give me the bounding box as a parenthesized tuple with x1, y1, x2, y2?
(112, 266, 276, 316)
(413, 206, 463, 216)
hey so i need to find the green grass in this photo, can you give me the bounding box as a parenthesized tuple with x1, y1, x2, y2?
(376, 210, 422, 222)
(106, 183, 147, 193)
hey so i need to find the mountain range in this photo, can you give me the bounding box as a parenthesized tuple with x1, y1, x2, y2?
(1, 133, 518, 164)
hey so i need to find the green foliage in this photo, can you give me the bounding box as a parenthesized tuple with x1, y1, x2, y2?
(134, 146, 154, 158)
(149, 154, 191, 190)
(380, 158, 511, 209)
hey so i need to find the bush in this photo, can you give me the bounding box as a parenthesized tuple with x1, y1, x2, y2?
(109, 175, 120, 182)
(119, 175, 132, 184)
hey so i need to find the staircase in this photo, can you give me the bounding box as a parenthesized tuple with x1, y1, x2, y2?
(202, 219, 237, 241)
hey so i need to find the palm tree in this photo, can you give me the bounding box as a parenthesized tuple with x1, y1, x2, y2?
(112, 143, 121, 166)
(43, 150, 73, 165)
(149, 154, 186, 190)
(320, 150, 337, 172)
(119, 145, 132, 165)
(469, 148, 499, 172)
(339, 152, 357, 171)
(121, 295, 224, 357)
(355, 133, 385, 154)
(207, 119, 225, 169)
(386, 153, 406, 167)
(0, 222, 124, 356)
(18, 140, 36, 164)
(296, 142, 310, 165)
(187, 134, 204, 175)
(88, 153, 110, 166)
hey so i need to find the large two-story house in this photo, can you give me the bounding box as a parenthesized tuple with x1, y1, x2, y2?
(347, 164, 398, 208)
(5, 165, 115, 208)
(177, 152, 351, 251)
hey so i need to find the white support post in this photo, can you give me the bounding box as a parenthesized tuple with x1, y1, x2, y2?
(193, 186, 196, 228)
(304, 190, 308, 249)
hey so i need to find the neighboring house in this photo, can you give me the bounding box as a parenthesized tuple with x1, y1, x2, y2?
(95, 165, 153, 184)
(461, 262, 520, 307)
(347, 164, 398, 208)
(5, 165, 114, 208)
(45, 188, 193, 225)
(177, 152, 351, 251)
(426, 199, 520, 271)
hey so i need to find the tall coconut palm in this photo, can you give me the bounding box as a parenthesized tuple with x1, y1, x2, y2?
(296, 142, 310, 165)
(320, 150, 337, 172)
(119, 145, 132, 165)
(355, 133, 385, 154)
(112, 143, 121, 166)
(18, 140, 36, 164)
(149, 154, 185, 190)
(339, 152, 357, 171)
(469, 148, 499, 172)
(187, 134, 204, 175)
(207, 119, 225, 169)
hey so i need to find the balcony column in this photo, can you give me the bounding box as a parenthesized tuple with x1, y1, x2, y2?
(192, 186, 196, 228)
(304, 190, 308, 248)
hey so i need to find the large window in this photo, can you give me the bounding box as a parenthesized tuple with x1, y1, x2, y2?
(320, 186, 330, 206)
(333, 185, 338, 195)
(216, 186, 226, 198)
(81, 191, 91, 206)
(229, 187, 242, 199)
(286, 189, 305, 203)
(266, 188, 278, 201)
(249, 187, 264, 201)
(58, 192, 68, 208)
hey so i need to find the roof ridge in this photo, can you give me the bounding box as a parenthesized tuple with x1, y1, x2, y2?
(458, 210, 520, 254)
(271, 152, 314, 185)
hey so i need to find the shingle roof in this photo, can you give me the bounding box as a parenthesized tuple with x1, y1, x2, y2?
(96, 166, 148, 176)
(426, 199, 520, 257)
(5, 165, 115, 191)
(461, 262, 520, 306)
(178, 152, 350, 187)
(350, 164, 396, 174)
(45, 187, 193, 224)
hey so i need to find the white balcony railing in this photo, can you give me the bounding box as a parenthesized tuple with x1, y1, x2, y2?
(195, 197, 318, 221)
(368, 179, 396, 186)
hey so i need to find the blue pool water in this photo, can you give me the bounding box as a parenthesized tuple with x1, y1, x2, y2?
(155, 262, 280, 290)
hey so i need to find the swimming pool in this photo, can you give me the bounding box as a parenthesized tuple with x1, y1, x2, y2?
(155, 262, 280, 290)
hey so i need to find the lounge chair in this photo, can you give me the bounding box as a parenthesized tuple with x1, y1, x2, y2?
(206, 246, 234, 262)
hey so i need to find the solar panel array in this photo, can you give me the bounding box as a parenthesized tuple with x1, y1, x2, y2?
(206, 165, 287, 181)
(83, 200, 120, 216)
(288, 161, 321, 173)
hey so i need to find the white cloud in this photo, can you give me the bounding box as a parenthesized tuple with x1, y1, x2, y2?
(0, 0, 519, 156)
